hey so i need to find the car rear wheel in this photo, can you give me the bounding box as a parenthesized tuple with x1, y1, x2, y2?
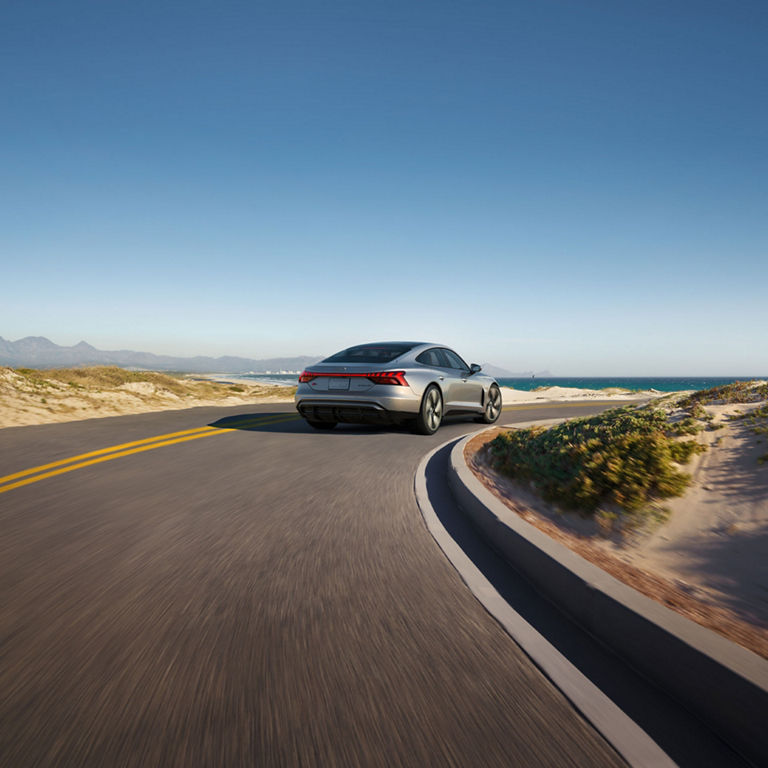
(479, 384, 501, 424)
(414, 385, 443, 435)
(306, 420, 337, 430)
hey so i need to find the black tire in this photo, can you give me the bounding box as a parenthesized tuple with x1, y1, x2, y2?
(306, 420, 337, 430)
(479, 384, 502, 424)
(413, 385, 443, 435)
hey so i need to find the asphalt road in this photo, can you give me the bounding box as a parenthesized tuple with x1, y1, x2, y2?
(0, 401, 690, 766)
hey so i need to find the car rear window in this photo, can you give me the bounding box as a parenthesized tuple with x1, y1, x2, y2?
(323, 343, 416, 364)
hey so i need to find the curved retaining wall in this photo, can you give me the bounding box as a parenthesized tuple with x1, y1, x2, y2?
(449, 434, 768, 768)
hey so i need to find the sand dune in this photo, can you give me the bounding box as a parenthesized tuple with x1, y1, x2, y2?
(0, 367, 295, 428)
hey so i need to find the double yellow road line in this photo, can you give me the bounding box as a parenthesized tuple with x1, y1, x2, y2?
(0, 412, 299, 496)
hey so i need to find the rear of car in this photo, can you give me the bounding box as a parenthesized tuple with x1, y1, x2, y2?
(295, 342, 422, 427)
(295, 341, 502, 433)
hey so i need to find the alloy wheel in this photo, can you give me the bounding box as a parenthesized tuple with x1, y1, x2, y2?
(426, 388, 442, 431)
(486, 386, 501, 421)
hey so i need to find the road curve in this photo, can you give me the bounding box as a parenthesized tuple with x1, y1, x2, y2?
(1, 402, 632, 767)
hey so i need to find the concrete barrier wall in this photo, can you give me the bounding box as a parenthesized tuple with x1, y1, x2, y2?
(449, 435, 768, 768)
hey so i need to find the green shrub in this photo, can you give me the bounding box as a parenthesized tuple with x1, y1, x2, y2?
(690, 403, 708, 419)
(679, 380, 768, 407)
(488, 406, 704, 515)
(669, 417, 703, 436)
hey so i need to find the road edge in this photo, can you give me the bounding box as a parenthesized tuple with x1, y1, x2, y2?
(448, 428, 768, 768)
(415, 435, 675, 768)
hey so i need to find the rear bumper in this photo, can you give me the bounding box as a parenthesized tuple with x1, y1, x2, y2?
(295, 396, 418, 425)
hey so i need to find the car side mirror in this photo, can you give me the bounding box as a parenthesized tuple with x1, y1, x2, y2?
(469, 363, 482, 375)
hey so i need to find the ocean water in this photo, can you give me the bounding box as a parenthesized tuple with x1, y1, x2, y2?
(235, 373, 765, 393)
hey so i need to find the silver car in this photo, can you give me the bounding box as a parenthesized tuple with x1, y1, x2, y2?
(295, 341, 502, 434)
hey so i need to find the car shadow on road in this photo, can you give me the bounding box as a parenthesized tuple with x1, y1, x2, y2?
(207, 412, 414, 435)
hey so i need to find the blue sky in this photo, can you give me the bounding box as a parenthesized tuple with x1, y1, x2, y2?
(2, 1, 766, 374)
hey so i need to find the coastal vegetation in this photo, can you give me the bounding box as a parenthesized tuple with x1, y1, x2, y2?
(9, 366, 296, 399)
(15, 366, 196, 394)
(488, 406, 706, 516)
(0, 366, 297, 428)
(677, 379, 768, 407)
(488, 379, 768, 516)
(682, 380, 768, 463)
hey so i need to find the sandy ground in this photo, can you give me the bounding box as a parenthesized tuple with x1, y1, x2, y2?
(467, 398, 768, 658)
(623, 403, 768, 625)
(0, 368, 295, 429)
(500, 385, 664, 403)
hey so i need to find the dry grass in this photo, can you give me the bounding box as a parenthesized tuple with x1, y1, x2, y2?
(678, 379, 768, 407)
(16, 366, 191, 393)
(0, 366, 297, 428)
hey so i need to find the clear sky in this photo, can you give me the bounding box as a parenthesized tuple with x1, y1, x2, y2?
(2, 1, 766, 374)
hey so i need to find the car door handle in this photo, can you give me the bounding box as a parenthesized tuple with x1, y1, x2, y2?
(439, 376, 444, 380)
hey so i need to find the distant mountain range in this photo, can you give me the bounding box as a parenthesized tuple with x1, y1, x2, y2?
(0, 336, 547, 377)
(0, 336, 321, 374)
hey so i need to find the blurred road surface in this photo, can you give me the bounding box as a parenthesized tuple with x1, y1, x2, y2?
(1, 402, 646, 766)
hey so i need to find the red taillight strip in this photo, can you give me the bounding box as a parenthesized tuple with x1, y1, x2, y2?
(366, 371, 408, 386)
(298, 370, 408, 386)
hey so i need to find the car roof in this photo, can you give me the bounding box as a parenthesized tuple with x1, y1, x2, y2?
(331, 342, 456, 358)
(350, 341, 444, 348)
